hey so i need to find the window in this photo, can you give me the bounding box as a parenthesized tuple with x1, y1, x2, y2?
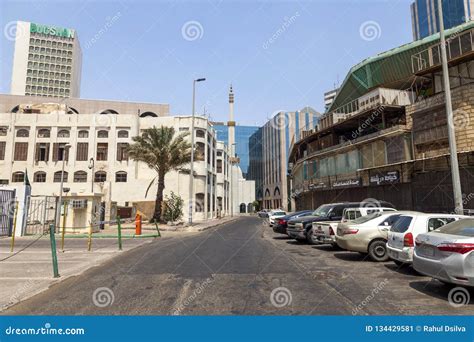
(37, 128, 50, 138)
(54, 171, 68, 182)
(34, 171, 46, 183)
(380, 214, 401, 227)
(391, 216, 413, 233)
(195, 142, 205, 161)
(115, 171, 127, 182)
(217, 159, 223, 173)
(196, 129, 205, 138)
(35, 143, 50, 161)
(96, 143, 108, 161)
(427, 217, 457, 232)
(117, 130, 129, 138)
(14, 142, 28, 161)
(52, 143, 69, 161)
(97, 130, 109, 138)
(195, 193, 205, 212)
(0, 142, 5, 160)
(12, 172, 25, 183)
(73, 171, 87, 183)
(116, 143, 129, 161)
(76, 142, 88, 161)
(57, 129, 70, 138)
(16, 129, 29, 137)
(94, 171, 107, 182)
(0, 126, 7, 136)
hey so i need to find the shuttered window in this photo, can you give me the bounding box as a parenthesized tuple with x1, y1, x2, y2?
(14, 142, 28, 161)
(76, 142, 88, 161)
(0, 142, 5, 160)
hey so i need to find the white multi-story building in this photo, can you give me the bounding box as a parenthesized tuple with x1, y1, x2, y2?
(0, 94, 255, 223)
(10, 21, 82, 98)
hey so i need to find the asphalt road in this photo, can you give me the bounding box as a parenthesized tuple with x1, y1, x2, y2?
(4, 216, 473, 315)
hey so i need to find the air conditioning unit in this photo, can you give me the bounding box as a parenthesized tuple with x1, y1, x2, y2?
(72, 199, 87, 209)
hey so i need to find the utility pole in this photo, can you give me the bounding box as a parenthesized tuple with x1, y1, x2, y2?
(438, 0, 463, 213)
(188, 78, 206, 225)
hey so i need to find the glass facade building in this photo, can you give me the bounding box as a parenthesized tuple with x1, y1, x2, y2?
(213, 124, 259, 178)
(411, 0, 473, 40)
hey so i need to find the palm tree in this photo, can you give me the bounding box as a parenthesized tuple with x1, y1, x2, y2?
(128, 126, 191, 222)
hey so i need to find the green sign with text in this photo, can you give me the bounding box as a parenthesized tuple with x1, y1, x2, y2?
(30, 23, 75, 39)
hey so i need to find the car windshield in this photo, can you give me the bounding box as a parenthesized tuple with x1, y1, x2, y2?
(311, 205, 332, 217)
(351, 212, 382, 224)
(273, 211, 285, 216)
(437, 218, 474, 237)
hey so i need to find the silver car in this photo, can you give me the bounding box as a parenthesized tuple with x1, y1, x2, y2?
(413, 218, 474, 287)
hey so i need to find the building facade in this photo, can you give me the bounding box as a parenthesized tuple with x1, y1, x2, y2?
(10, 21, 82, 98)
(262, 108, 320, 210)
(324, 88, 338, 112)
(212, 123, 259, 177)
(411, 0, 473, 40)
(247, 127, 263, 204)
(0, 95, 253, 223)
(290, 22, 474, 214)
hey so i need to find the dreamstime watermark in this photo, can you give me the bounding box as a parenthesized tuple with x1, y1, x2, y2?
(5, 279, 38, 308)
(352, 278, 389, 315)
(5, 323, 85, 336)
(359, 20, 381, 41)
(3, 21, 27, 41)
(84, 12, 122, 50)
(268, 110, 290, 130)
(270, 287, 292, 308)
(263, 12, 300, 50)
(181, 21, 204, 41)
(351, 106, 385, 139)
(360, 198, 382, 209)
(92, 287, 115, 307)
(92, 112, 118, 128)
(448, 287, 470, 308)
(451, 108, 470, 131)
(172, 276, 215, 315)
(453, 192, 474, 214)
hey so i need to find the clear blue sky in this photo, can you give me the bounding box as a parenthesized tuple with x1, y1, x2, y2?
(0, 0, 413, 125)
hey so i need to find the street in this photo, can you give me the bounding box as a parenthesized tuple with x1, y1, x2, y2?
(4, 216, 472, 315)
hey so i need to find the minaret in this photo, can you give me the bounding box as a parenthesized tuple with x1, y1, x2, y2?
(228, 84, 235, 157)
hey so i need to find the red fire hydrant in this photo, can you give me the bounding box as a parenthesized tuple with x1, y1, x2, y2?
(135, 213, 142, 235)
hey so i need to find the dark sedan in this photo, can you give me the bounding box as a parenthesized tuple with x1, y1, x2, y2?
(273, 210, 314, 235)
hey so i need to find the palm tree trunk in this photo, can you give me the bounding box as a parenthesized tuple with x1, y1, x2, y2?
(153, 172, 165, 222)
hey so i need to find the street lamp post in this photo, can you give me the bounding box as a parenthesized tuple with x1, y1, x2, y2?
(188, 77, 206, 225)
(56, 144, 71, 231)
(88, 157, 95, 193)
(438, 0, 463, 213)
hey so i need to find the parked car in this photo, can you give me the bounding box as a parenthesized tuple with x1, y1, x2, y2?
(273, 210, 313, 235)
(311, 204, 396, 246)
(257, 209, 270, 218)
(387, 213, 469, 266)
(287, 201, 394, 244)
(335, 211, 419, 261)
(413, 218, 474, 286)
(268, 210, 287, 227)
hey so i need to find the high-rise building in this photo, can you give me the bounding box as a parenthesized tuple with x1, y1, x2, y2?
(247, 127, 263, 203)
(324, 88, 338, 112)
(10, 21, 82, 98)
(411, 0, 473, 40)
(262, 108, 320, 210)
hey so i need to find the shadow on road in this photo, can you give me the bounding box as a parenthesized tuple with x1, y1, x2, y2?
(383, 263, 420, 277)
(272, 235, 291, 240)
(312, 244, 341, 252)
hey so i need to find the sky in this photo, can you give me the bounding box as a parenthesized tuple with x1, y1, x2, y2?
(0, 0, 414, 126)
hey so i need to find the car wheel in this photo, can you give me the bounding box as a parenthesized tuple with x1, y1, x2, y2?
(306, 228, 318, 245)
(368, 240, 389, 262)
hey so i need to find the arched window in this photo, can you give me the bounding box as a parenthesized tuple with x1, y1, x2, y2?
(53, 171, 68, 182)
(264, 189, 271, 197)
(94, 171, 107, 182)
(73, 171, 87, 183)
(0, 126, 7, 136)
(196, 129, 205, 138)
(274, 187, 281, 197)
(12, 171, 25, 183)
(139, 111, 158, 118)
(115, 171, 127, 182)
(10, 105, 20, 113)
(34, 171, 46, 183)
(117, 130, 129, 138)
(16, 129, 29, 137)
(67, 107, 79, 114)
(195, 193, 205, 212)
(57, 129, 70, 138)
(78, 130, 89, 138)
(37, 128, 50, 138)
(97, 130, 108, 138)
(100, 109, 119, 114)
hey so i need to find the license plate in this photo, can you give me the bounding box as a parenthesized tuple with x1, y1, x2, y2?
(315, 229, 324, 234)
(420, 245, 435, 257)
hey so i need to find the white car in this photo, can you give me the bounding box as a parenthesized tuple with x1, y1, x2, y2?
(387, 213, 470, 266)
(312, 207, 396, 246)
(268, 210, 286, 227)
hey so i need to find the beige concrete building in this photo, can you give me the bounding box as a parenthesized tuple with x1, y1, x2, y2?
(10, 21, 82, 98)
(0, 95, 253, 225)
